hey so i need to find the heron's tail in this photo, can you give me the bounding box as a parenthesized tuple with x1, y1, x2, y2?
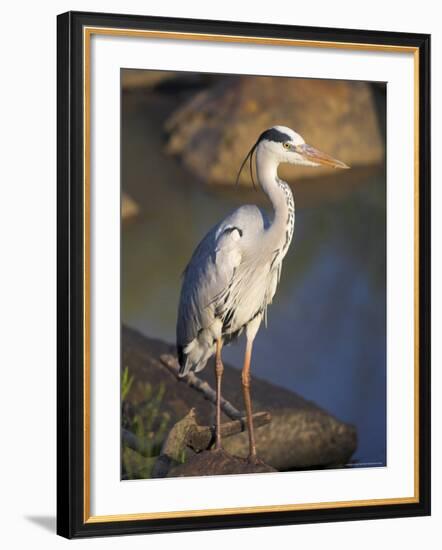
(176, 340, 212, 377)
(177, 345, 191, 377)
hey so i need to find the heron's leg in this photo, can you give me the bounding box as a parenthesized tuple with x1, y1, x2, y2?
(215, 338, 224, 450)
(242, 338, 257, 460)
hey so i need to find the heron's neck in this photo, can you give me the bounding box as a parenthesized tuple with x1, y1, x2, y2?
(256, 153, 295, 243)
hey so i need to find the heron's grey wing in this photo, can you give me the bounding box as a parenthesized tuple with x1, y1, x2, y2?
(176, 205, 266, 351)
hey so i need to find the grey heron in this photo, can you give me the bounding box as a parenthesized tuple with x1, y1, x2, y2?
(176, 125, 349, 463)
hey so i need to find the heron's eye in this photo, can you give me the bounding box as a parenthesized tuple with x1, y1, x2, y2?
(283, 142, 291, 150)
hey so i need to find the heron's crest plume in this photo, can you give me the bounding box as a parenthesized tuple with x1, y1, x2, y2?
(235, 140, 259, 191)
(235, 127, 296, 190)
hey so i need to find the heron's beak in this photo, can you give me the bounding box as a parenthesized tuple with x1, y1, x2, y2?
(297, 144, 350, 169)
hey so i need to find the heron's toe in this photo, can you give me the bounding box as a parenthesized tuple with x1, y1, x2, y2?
(247, 454, 265, 466)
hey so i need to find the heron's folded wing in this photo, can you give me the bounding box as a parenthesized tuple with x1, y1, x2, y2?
(177, 205, 267, 346)
(176, 223, 244, 347)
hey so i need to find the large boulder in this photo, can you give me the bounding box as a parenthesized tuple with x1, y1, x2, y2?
(122, 325, 357, 472)
(165, 76, 384, 185)
(121, 193, 139, 222)
(122, 69, 177, 90)
(122, 69, 213, 92)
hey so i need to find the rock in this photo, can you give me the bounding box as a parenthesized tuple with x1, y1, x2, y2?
(122, 193, 139, 221)
(224, 407, 355, 469)
(165, 77, 384, 185)
(122, 69, 214, 92)
(168, 448, 276, 478)
(151, 407, 273, 478)
(122, 69, 176, 90)
(122, 325, 357, 471)
(151, 408, 200, 479)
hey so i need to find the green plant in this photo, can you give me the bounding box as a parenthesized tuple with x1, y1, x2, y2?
(121, 366, 134, 401)
(121, 369, 171, 480)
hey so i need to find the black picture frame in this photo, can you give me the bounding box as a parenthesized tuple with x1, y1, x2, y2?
(57, 10, 431, 539)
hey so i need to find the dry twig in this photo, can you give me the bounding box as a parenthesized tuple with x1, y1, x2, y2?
(159, 353, 242, 420)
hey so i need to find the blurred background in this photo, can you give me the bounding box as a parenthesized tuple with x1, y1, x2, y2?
(121, 69, 386, 468)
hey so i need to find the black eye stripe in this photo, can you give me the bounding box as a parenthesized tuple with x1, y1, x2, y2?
(236, 128, 295, 188)
(258, 128, 291, 144)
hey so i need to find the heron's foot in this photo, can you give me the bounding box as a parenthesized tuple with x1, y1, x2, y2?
(247, 454, 265, 466)
(213, 426, 223, 451)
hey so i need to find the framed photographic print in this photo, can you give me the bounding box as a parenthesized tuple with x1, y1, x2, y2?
(57, 11, 431, 538)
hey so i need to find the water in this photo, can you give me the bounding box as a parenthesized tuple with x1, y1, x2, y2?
(122, 88, 386, 468)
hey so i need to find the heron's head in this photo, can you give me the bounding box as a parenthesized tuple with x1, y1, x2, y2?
(256, 125, 350, 169)
(236, 125, 349, 187)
